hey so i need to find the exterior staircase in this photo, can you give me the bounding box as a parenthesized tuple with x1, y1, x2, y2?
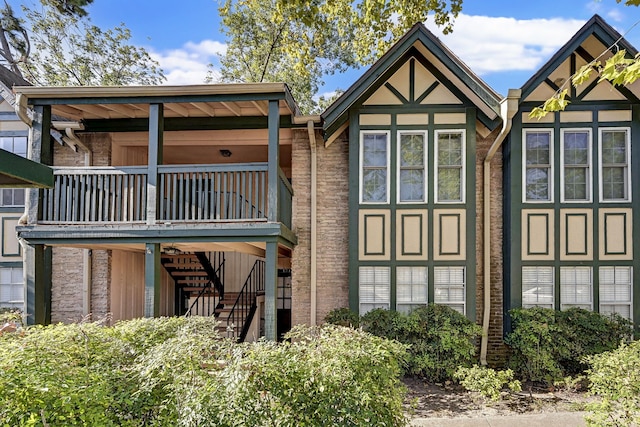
(160, 251, 264, 341)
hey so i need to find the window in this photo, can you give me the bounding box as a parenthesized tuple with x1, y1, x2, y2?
(435, 131, 464, 202)
(522, 266, 554, 309)
(0, 267, 23, 310)
(561, 129, 591, 202)
(524, 130, 553, 202)
(396, 266, 427, 313)
(599, 128, 630, 202)
(599, 266, 632, 320)
(398, 132, 426, 202)
(434, 266, 465, 314)
(560, 266, 592, 310)
(360, 132, 389, 203)
(359, 266, 390, 314)
(0, 136, 27, 207)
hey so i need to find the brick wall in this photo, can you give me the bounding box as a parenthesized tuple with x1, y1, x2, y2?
(50, 134, 112, 323)
(291, 129, 349, 326)
(474, 127, 509, 365)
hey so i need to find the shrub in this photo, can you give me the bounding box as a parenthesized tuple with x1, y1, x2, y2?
(506, 307, 632, 384)
(584, 340, 640, 427)
(328, 305, 482, 381)
(324, 307, 360, 328)
(454, 365, 521, 401)
(0, 318, 407, 426)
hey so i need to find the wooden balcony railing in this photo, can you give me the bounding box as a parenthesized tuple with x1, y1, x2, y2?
(39, 163, 293, 227)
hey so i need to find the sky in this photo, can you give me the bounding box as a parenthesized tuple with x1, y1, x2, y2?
(15, 0, 640, 98)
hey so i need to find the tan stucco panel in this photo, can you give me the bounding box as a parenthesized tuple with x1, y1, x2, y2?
(433, 209, 465, 261)
(559, 209, 593, 260)
(421, 84, 462, 105)
(433, 113, 466, 125)
(0, 121, 28, 131)
(386, 61, 411, 102)
(413, 60, 437, 100)
(363, 85, 404, 105)
(397, 114, 429, 125)
(523, 83, 557, 103)
(359, 209, 391, 260)
(359, 114, 392, 126)
(582, 82, 627, 101)
(599, 208, 633, 260)
(521, 209, 555, 260)
(396, 209, 428, 261)
(522, 111, 554, 124)
(560, 111, 593, 123)
(0, 216, 20, 259)
(598, 110, 632, 122)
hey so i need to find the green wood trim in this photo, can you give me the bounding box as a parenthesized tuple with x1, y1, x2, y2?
(400, 213, 423, 256)
(82, 115, 294, 133)
(631, 105, 640, 336)
(464, 107, 477, 321)
(144, 243, 161, 317)
(0, 130, 28, 137)
(0, 261, 22, 268)
(265, 241, 278, 340)
(1, 216, 21, 257)
(28, 92, 287, 106)
(603, 212, 627, 255)
(438, 213, 461, 256)
(526, 213, 551, 256)
(384, 82, 409, 104)
(409, 58, 416, 103)
(268, 100, 280, 223)
(24, 244, 51, 325)
(415, 81, 440, 104)
(363, 213, 386, 256)
(0, 149, 53, 188)
(349, 110, 360, 312)
(565, 213, 589, 256)
(146, 104, 163, 225)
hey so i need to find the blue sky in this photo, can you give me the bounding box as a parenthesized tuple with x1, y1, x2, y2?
(16, 0, 640, 98)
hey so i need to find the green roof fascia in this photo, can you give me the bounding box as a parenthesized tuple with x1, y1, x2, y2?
(322, 23, 501, 138)
(81, 115, 294, 132)
(0, 149, 53, 188)
(520, 14, 638, 100)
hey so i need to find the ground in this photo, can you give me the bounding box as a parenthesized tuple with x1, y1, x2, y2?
(403, 377, 597, 419)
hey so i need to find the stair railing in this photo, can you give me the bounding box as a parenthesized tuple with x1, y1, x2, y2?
(183, 252, 225, 317)
(226, 260, 265, 341)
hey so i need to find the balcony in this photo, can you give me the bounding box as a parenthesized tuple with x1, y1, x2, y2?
(39, 163, 293, 229)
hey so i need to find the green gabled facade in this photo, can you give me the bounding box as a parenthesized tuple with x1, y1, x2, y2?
(504, 15, 640, 334)
(323, 23, 502, 322)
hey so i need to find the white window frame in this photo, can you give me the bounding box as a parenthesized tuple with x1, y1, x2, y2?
(560, 266, 593, 310)
(358, 266, 391, 315)
(523, 129, 554, 203)
(359, 131, 390, 204)
(396, 266, 428, 313)
(560, 128, 592, 203)
(599, 127, 631, 203)
(0, 266, 24, 310)
(522, 266, 555, 309)
(599, 266, 633, 321)
(434, 129, 466, 204)
(397, 131, 427, 204)
(433, 266, 466, 314)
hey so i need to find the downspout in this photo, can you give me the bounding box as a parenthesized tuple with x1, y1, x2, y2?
(480, 89, 521, 365)
(308, 120, 318, 325)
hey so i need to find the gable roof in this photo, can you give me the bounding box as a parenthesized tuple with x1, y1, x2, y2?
(521, 14, 640, 101)
(321, 22, 502, 141)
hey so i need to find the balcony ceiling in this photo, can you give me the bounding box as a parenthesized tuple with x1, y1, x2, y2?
(13, 83, 299, 121)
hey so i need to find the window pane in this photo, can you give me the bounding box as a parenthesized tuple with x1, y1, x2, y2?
(438, 168, 462, 201)
(602, 167, 625, 200)
(525, 168, 550, 200)
(400, 134, 424, 167)
(564, 132, 589, 164)
(438, 133, 462, 166)
(599, 266, 632, 320)
(601, 131, 627, 164)
(433, 266, 465, 314)
(400, 169, 424, 201)
(362, 169, 387, 202)
(560, 266, 592, 309)
(396, 267, 427, 304)
(526, 132, 550, 164)
(359, 266, 390, 314)
(564, 168, 588, 200)
(363, 134, 387, 167)
(522, 266, 554, 308)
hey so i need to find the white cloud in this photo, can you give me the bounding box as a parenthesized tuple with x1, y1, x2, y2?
(426, 14, 586, 75)
(149, 39, 227, 85)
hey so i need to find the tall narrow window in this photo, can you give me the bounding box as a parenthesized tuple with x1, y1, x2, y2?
(599, 128, 630, 202)
(435, 131, 464, 202)
(0, 267, 23, 310)
(560, 266, 592, 310)
(561, 130, 591, 202)
(522, 266, 554, 309)
(359, 266, 390, 314)
(524, 130, 552, 202)
(0, 136, 27, 207)
(599, 266, 633, 320)
(398, 132, 426, 202)
(360, 132, 389, 203)
(396, 266, 428, 313)
(434, 266, 465, 314)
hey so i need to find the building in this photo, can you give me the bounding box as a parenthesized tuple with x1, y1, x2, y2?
(9, 14, 640, 360)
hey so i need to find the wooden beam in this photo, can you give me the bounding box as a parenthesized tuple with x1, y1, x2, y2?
(144, 243, 161, 317)
(52, 105, 84, 121)
(146, 103, 163, 225)
(251, 100, 268, 116)
(264, 241, 278, 340)
(220, 101, 242, 116)
(165, 103, 190, 117)
(0, 149, 53, 188)
(24, 244, 52, 325)
(325, 121, 349, 147)
(190, 102, 216, 116)
(70, 103, 111, 119)
(267, 100, 279, 223)
(99, 103, 137, 118)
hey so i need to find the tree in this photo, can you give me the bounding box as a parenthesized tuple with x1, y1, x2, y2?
(0, 0, 164, 86)
(531, 0, 640, 118)
(216, 0, 462, 113)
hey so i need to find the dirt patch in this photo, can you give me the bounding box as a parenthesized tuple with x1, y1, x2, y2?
(403, 377, 598, 419)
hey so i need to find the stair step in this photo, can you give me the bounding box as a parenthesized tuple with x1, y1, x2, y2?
(178, 279, 212, 284)
(182, 286, 216, 292)
(163, 262, 204, 268)
(171, 271, 209, 276)
(161, 254, 198, 260)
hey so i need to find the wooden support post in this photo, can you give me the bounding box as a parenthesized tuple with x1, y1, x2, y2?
(146, 103, 164, 225)
(26, 105, 52, 224)
(267, 100, 279, 222)
(264, 241, 278, 340)
(144, 243, 161, 317)
(24, 244, 52, 325)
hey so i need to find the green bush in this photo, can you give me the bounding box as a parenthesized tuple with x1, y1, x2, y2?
(323, 306, 360, 328)
(327, 305, 482, 381)
(0, 317, 407, 426)
(585, 340, 640, 427)
(454, 365, 521, 401)
(506, 307, 632, 384)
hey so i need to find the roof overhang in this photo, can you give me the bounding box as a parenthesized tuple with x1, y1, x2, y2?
(0, 149, 53, 188)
